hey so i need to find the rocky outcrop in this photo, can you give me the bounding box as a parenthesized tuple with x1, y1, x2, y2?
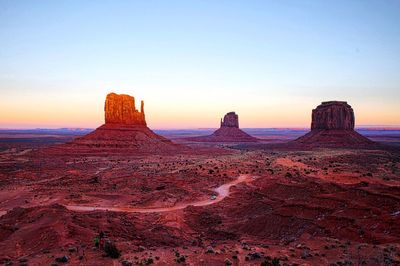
(311, 101, 354, 130)
(104, 93, 146, 126)
(188, 112, 258, 143)
(293, 101, 373, 148)
(54, 92, 186, 154)
(220, 112, 239, 128)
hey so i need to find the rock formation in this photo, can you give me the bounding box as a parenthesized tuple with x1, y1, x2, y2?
(104, 93, 146, 125)
(311, 101, 354, 130)
(53, 92, 186, 154)
(293, 101, 373, 147)
(220, 112, 239, 128)
(188, 112, 258, 142)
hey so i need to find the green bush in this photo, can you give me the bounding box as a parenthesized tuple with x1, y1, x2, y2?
(93, 236, 100, 247)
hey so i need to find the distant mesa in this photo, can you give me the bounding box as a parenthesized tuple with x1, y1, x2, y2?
(293, 101, 373, 147)
(53, 92, 185, 154)
(188, 112, 258, 143)
(220, 112, 239, 128)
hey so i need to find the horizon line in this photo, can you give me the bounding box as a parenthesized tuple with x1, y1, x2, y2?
(1, 125, 400, 131)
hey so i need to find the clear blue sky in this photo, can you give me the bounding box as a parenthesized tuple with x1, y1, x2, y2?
(0, 0, 399, 128)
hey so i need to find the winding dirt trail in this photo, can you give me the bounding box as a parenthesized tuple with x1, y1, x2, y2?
(65, 174, 255, 214)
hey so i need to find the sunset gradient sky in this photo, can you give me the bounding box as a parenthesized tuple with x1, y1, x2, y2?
(1, 0, 399, 129)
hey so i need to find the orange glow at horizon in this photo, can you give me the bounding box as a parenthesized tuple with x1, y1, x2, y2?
(1, 92, 399, 129)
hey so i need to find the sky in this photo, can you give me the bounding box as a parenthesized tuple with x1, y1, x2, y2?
(0, 0, 399, 129)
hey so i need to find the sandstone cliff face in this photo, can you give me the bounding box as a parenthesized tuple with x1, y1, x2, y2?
(220, 112, 239, 128)
(311, 101, 354, 130)
(104, 93, 146, 126)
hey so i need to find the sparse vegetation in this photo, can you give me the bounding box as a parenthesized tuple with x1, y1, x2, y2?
(104, 241, 120, 258)
(174, 251, 186, 263)
(260, 257, 281, 266)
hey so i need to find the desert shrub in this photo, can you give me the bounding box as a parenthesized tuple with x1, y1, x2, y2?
(144, 257, 154, 264)
(285, 172, 292, 178)
(260, 257, 281, 266)
(104, 241, 121, 258)
(177, 256, 185, 263)
(93, 236, 100, 247)
(174, 251, 186, 263)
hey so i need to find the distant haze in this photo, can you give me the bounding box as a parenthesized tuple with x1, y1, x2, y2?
(0, 1, 399, 129)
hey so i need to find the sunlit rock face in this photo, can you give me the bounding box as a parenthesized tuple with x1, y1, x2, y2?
(220, 112, 239, 128)
(311, 101, 354, 130)
(104, 93, 146, 126)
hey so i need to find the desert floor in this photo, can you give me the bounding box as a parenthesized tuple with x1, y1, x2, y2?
(0, 130, 399, 265)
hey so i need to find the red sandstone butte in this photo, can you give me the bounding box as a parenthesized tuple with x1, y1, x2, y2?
(104, 93, 146, 126)
(50, 92, 186, 154)
(311, 101, 354, 130)
(189, 112, 258, 142)
(220, 111, 239, 128)
(294, 101, 373, 147)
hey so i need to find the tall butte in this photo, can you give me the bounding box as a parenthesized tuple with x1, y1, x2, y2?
(104, 93, 146, 126)
(293, 101, 373, 147)
(60, 92, 185, 153)
(189, 112, 258, 142)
